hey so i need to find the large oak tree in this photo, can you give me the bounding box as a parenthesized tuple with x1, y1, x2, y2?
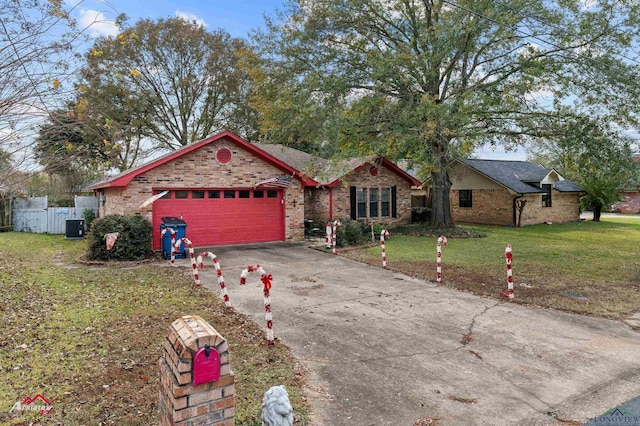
(80, 17, 258, 152)
(253, 0, 640, 228)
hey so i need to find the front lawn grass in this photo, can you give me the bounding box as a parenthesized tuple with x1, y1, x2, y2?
(341, 218, 640, 319)
(0, 233, 309, 426)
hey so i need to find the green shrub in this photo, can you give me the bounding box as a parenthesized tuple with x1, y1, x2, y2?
(389, 222, 487, 238)
(336, 218, 370, 247)
(83, 209, 96, 230)
(86, 214, 154, 261)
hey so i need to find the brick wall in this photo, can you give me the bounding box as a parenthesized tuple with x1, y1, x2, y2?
(309, 163, 413, 226)
(99, 137, 305, 241)
(451, 189, 581, 226)
(452, 188, 514, 225)
(159, 315, 234, 426)
(519, 191, 581, 225)
(304, 188, 330, 225)
(611, 191, 640, 214)
(100, 187, 124, 217)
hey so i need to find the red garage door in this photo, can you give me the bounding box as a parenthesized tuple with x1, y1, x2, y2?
(152, 188, 284, 250)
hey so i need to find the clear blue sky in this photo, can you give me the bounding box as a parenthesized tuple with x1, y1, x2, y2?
(65, 0, 530, 161)
(67, 0, 285, 39)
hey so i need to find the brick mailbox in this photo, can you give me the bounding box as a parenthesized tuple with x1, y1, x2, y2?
(159, 315, 235, 426)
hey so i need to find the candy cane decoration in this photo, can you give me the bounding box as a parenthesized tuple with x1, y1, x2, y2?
(380, 229, 390, 268)
(160, 227, 177, 264)
(174, 238, 198, 285)
(501, 244, 515, 300)
(436, 235, 447, 284)
(240, 265, 275, 345)
(197, 252, 231, 307)
(325, 221, 332, 249)
(332, 219, 341, 255)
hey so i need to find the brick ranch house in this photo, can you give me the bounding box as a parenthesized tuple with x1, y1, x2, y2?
(448, 158, 585, 226)
(612, 190, 640, 214)
(87, 131, 421, 250)
(610, 153, 640, 214)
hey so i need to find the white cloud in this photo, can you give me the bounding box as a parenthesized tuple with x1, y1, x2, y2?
(78, 9, 120, 38)
(474, 143, 529, 161)
(175, 10, 207, 28)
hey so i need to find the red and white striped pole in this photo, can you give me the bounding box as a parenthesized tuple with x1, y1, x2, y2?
(160, 227, 177, 264)
(501, 244, 514, 300)
(240, 265, 275, 345)
(174, 238, 197, 285)
(380, 229, 390, 268)
(332, 219, 341, 255)
(197, 252, 231, 307)
(436, 235, 447, 284)
(325, 222, 332, 249)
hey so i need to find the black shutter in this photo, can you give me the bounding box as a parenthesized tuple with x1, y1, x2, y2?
(350, 186, 357, 220)
(391, 186, 397, 218)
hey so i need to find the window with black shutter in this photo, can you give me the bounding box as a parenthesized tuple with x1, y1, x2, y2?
(391, 186, 397, 218)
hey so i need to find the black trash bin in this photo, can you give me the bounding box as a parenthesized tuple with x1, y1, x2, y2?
(160, 217, 187, 259)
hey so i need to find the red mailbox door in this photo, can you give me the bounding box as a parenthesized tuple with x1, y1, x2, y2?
(193, 346, 220, 385)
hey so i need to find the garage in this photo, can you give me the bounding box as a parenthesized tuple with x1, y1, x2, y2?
(152, 188, 285, 249)
(87, 131, 322, 248)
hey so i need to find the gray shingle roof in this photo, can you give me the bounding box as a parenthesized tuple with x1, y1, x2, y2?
(253, 143, 327, 177)
(315, 156, 377, 185)
(458, 159, 584, 193)
(555, 180, 585, 192)
(253, 145, 381, 185)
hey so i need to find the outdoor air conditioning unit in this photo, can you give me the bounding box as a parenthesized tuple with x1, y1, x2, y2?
(65, 219, 85, 240)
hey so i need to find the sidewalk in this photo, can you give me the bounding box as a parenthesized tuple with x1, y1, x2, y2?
(580, 212, 640, 220)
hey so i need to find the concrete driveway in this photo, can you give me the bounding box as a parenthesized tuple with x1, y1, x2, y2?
(185, 242, 640, 425)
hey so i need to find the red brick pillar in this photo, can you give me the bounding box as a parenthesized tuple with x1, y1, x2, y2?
(159, 314, 235, 425)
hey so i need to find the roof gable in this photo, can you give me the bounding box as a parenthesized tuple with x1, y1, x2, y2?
(249, 147, 421, 187)
(87, 131, 318, 190)
(318, 155, 422, 187)
(87, 131, 422, 191)
(457, 159, 584, 193)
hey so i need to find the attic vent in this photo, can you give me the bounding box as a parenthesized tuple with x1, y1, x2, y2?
(370, 166, 379, 176)
(216, 147, 232, 164)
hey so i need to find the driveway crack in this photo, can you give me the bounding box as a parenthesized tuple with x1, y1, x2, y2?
(461, 301, 500, 346)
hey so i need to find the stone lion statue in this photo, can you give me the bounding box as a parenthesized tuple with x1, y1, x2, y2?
(261, 385, 293, 426)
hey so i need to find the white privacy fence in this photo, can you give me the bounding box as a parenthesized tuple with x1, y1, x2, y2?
(13, 196, 98, 234)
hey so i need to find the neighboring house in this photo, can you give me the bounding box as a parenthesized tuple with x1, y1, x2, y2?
(611, 192, 640, 214)
(610, 154, 640, 214)
(449, 159, 585, 226)
(87, 131, 420, 250)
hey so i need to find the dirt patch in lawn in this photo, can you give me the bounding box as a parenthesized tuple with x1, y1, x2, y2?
(340, 250, 640, 320)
